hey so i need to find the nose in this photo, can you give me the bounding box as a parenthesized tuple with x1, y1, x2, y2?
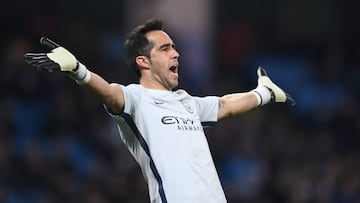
(172, 49, 180, 59)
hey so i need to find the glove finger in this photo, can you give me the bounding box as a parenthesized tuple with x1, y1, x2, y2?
(24, 53, 47, 57)
(32, 61, 48, 70)
(24, 53, 47, 61)
(285, 93, 296, 106)
(24, 55, 48, 65)
(33, 60, 60, 72)
(40, 37, 60, 49)
(25, 58, 43, 65)
(31, 58, 50, 67)
(41, 63, 61, 72)
(24, 53, 47, 60)
(257, 66, 268, 77)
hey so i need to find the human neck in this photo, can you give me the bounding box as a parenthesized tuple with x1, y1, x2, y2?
(139, 77, 173, 91)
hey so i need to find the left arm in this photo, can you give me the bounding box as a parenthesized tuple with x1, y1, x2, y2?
(217, 67, 296, 120)
(217, 92, 258, 120)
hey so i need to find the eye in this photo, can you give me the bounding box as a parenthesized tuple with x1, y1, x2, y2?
(159, 44, 174, 52)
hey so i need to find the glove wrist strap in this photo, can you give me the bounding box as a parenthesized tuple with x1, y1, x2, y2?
(251, 85, 271, 106)
(68, 62, 91, 85)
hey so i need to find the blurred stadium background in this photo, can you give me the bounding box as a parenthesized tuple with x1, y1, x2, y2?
(1, 0, 359, 202)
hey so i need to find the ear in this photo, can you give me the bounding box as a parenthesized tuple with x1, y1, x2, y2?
(135, 56, 151, 69)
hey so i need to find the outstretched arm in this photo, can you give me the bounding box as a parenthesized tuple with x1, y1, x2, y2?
(24, 37, 125, 114)
(217, 67, 295, 120)
(217, 92, 259, 119)
(83, 72, 125, 114)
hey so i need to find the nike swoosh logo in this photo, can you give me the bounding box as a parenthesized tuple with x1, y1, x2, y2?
(154, 101, 164, 104)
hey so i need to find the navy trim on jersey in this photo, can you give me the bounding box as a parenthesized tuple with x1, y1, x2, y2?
(121, 113, 168, 203)
(201, 121, 217, 127)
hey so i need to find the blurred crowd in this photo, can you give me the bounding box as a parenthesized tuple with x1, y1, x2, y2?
(1, 0, 360, 202)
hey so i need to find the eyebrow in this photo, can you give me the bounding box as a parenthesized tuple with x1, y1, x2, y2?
(159, 43, 176, 50)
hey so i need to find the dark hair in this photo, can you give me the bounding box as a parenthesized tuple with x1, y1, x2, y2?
(124, 18, 164, 77)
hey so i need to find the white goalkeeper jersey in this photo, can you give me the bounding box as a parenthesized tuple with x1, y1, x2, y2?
(107, 84, 227, 203)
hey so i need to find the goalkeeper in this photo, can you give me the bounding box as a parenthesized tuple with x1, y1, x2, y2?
(24, 18, 295, 203)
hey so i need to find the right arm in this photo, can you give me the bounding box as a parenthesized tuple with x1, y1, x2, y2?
(82, 72, 124, 115)
(24, 37, 125, 114)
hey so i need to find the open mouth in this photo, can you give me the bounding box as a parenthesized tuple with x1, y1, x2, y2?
(169, 65, 178, 74)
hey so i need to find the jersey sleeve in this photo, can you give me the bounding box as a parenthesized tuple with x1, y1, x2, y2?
(104, 84, 139, 118)
(193, 96, 219, 127)
(121, 84, 138, 115)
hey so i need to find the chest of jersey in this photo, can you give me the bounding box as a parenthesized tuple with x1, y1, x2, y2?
(136, 93, 204, 136)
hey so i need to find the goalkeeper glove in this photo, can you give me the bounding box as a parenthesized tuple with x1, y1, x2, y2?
(24, 37, 91, 85)
(252, 67, 295, 106)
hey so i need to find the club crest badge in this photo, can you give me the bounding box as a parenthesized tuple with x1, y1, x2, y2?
(181, 100, 194, 113)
